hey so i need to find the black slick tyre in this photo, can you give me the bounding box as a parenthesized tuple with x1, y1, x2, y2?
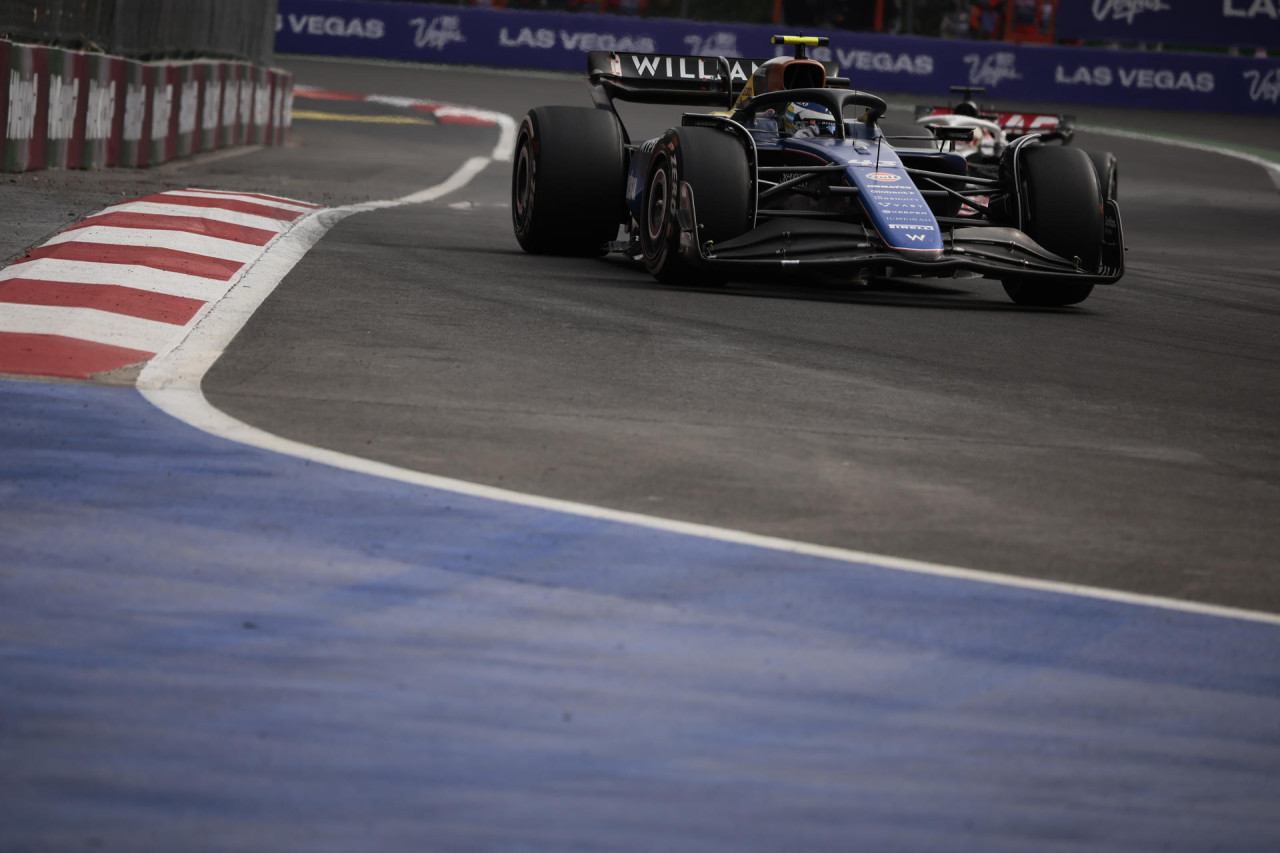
(511, 106, 625, 256)
(1003, 145, 1104, 307)
(641, 126, 751, 284)
(1085, 149, 1119, 201)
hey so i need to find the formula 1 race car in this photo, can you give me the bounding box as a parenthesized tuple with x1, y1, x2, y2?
(512, 36, 1124, 307)
(907, 85, 1118, 201)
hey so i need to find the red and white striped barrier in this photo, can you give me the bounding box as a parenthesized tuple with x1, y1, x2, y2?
(0, 189, 322, 379)
(1, 38, 293, 173)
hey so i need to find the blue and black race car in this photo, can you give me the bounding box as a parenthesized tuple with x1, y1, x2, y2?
(512, 35, 1124, 307)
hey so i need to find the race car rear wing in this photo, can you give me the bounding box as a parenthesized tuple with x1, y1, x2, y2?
(587, 50, 845, 107)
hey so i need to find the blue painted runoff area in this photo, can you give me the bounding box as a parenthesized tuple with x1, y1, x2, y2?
(3, 378, 1279, 850)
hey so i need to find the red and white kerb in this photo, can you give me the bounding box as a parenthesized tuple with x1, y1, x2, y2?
(293, 85, 506, 128)
(0, 189, 321, 379)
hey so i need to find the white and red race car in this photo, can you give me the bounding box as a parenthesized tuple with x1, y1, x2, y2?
(908, 86, 1117, 201)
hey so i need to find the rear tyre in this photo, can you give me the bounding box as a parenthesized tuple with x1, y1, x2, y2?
(641, 126, 751, 284)
(1085, 149, 1119, 201)
(1002, 145, 1103, 307)
(512, 106, 626, 256)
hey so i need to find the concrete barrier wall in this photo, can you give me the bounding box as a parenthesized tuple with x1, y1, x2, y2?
(1, 38, 293, 173)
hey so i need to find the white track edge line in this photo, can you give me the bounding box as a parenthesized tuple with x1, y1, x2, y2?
(1081, 124, 1280, 191)
(135, 137, 1280, 629)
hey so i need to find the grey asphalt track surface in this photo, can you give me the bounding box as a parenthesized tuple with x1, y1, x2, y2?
(199, 57, 1280, 614)
(4, 55, 1280, 851)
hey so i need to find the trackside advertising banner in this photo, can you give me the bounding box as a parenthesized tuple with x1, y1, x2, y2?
(274, 0, 1280, 115)
(1058, 2, 1280, 51)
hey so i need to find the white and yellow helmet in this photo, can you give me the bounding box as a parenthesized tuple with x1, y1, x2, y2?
(782, 101, 837, 136)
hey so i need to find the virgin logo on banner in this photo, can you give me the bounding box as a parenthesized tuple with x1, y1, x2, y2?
(411, 15, 465, 50)
(1245, 67, 1280, 102)
(1090, 0, 1173, 26)
(964, 52, 1023, 88)
(1060, 0, 1279, 49)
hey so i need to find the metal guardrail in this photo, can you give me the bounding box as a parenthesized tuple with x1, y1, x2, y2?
(0, 0, 276, 64)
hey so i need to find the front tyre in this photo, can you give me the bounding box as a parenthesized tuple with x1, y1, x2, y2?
(1085, 149, 1119, 202)
(1003, 145, 1104, 307)
(512, 106, 626, 256)
(641, 126, 751, 284)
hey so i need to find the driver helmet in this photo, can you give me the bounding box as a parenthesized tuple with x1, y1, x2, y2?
(783, 101, 837, 137)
